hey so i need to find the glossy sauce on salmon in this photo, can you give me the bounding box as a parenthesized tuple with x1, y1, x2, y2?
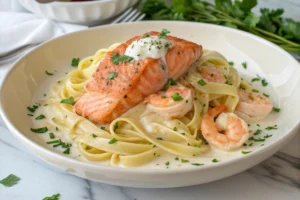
(74, 31, 202, 123)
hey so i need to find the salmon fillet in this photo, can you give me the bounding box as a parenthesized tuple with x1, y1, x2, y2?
(74, 31, 202, 123)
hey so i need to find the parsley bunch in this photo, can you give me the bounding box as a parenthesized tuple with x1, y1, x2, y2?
(142, 0, 300, 54)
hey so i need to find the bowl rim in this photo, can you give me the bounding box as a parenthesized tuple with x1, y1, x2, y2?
(1, 21, 300, 174)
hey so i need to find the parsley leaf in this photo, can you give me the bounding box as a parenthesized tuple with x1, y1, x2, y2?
(35, 114, 45, 120)
(273, 107, 280, 112)
(197, 79, 206, 86)
(31, 127, 48, 133)
(108, 138, 118, 144)
(181, 159, 189, 163)
(71, 58, 80, 67)
(242, 62, 247, 69)
(242, 151, 252, 154)
(212, 158, 219, 163)
(191, 163, 204, 166)
(244, 13, 260, 27)
(43, 193, 60, 200)
(162, 78, 177, 91)
(107, 72, 118, 80)
(60, 97, 75, 106)
(171, 92, 183, 101)
(45, 70, 54, 76)
(158, 28, 170, 37)
(0, 174, 20, 187)
(111, 53, 133, 65)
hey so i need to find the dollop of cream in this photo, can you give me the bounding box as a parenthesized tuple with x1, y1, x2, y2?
(125, 36, 173, 61)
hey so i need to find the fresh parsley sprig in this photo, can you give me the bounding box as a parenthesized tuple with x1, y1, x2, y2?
(142, 0, 300, 54)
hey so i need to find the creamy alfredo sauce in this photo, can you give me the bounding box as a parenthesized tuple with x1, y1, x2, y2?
(30, 69, 279, 169)
(125, 36, 173, 61)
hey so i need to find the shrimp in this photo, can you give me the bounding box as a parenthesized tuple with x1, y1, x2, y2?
(198, 65, 226, 83)
(201, 105, 249, 151)
(145, 85, 193, 118)
(235, 89, 273, 123)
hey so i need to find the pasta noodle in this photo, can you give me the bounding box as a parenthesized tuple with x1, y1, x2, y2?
(45, 45, 246, 167)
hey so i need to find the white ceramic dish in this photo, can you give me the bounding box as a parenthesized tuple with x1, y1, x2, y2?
(1, 21, 300, 188)
(18, 0, 139, 26)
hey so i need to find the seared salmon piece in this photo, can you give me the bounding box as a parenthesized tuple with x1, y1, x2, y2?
(75, 31, 202, 123)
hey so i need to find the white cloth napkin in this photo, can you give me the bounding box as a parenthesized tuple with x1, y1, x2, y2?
(0, 0, 87, 57)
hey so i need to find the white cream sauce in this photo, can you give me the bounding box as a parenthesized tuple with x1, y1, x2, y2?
(30, 68, 280, 169)
(125, 36, 173, 61)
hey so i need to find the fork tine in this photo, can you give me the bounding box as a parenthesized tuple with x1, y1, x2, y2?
(135, 13, 146, 22)
(126, 11, 142, 22)
(111, 7, 133, 24)
(120, 9, 139, 23)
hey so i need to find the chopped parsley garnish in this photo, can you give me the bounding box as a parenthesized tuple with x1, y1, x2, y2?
(265, 125, 278, 130)
(175, 157, 179, 161)
(43, 193, 60, 200)
(249, 137, 265, 142)
(162, 78, 177, 91)
(158, 28, 170, 37)
(31, 127, 48, 133)
(142, 34, 150, 38)
(194, 144, 201, 148)
(191, 163, 204, 166)
(181, 133, 185, 135)
(100, 127, 106, 131)
(264, 134, 273, 138)
(242, 151, 252, 154)
(197, 79, 206, 86)
(156, 137, 163, 140)
(108, 138, 117, 144)
(60, 97, 75, 106)
(273, 107, 280, 112)
(113, 122, 119, 131)
(71, 58, 80, 67)
(171, 92, 183, 101)
(228, 61, 234, 66)
(111, 53, 133, 65)
(49, 132, 55, 139)
(161, 95, 166, 98)
(212, 158, 219, 163)
(252, 89, 259, 93)
(181, 159, 189, 163)
(27, 104, 39, 113)
(263, 93, 270, 97)
(46, 139, 72, 152)
(261, 79, 268, 87)
(45, 70, 54, 76)
(27, 114, 34, 116)
(161, 65, 166, 70)
(0, 174, 20, 187)
(253, 129, 262, 135)
(251, 75, 261, 82)
(107, 72, 118, 80)
(173, 127, 177, 131)
(35, 114, 45, 120)
(242, 62, 247, 69)
(63, 148, 70, 154)
(92, 134, 97, 138)
(165, 161, 170, 166)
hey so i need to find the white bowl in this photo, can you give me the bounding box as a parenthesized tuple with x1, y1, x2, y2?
(1, 21, 300, 188)
(18, 0, 139, 26)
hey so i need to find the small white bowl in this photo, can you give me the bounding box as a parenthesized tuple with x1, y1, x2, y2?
(1, 22, 300, 188)
(18, 0, 139, 26)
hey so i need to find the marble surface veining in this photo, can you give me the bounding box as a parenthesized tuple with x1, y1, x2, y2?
(1, 0, 300, 199)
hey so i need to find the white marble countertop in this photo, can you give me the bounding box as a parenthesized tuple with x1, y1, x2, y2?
(1, 0, 300, 199)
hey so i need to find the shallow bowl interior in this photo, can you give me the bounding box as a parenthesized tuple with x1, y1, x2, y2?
(1, 21, 300, 188)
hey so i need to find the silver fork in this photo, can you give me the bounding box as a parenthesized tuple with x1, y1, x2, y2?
(111, 7, 145, 24)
